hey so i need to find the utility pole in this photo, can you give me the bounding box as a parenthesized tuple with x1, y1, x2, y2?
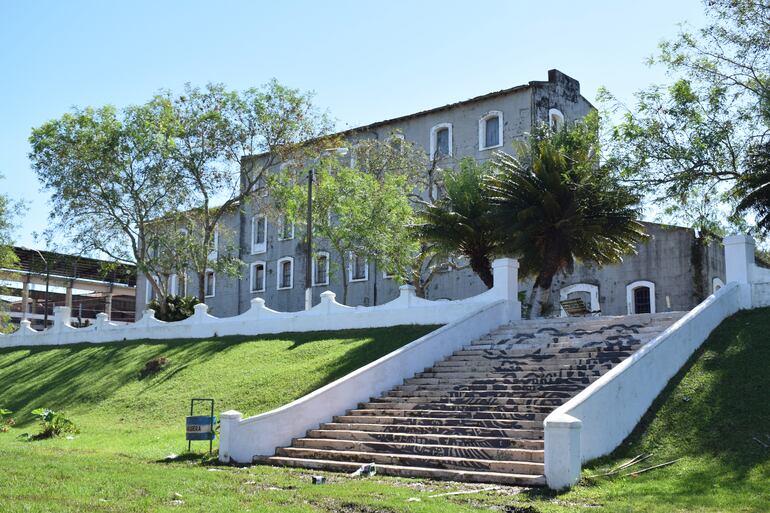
(304, 165, 314, 311)
(303, 148, 348, 310)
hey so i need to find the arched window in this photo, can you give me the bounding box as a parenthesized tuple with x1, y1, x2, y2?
(430, 123, 453, 160)
(349, 252, 368, 282)
(548, 108, 565, 131)
(712, 277, 725, 293)
(250, 261, 266, 292)
(204, 269, 216, 298)
(312, 251, 330, 286)
(559, 283, 600, 317)
(277, 257, 294, 290)
(251, 214, 267, 254)
(626, 280, 656, 314)
(479, 111, 503, 150)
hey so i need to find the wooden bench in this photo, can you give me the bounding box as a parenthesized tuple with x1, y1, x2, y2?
(559, 298, 601, 317)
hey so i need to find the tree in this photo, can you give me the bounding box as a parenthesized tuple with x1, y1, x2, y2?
(485, 121, 647, 318)
(415, 157, 501, 288)
(29, 104, 187, 316)
(156, 81, 333, 301)
(603, 0, 769, 233)
(271, 157, 416, 304)
(737, 140, 770, 231)
(347, 133, 448, 297)
(0, 177, 21, 331)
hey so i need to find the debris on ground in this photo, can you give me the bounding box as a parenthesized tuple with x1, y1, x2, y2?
(591, 453, 652, 478)
(311, 475, 326, 484)
(622, 458, 682, 477)
(753, 436, 769, 448)
(350, 463, 376, 477)
(427, 486, 500, 498)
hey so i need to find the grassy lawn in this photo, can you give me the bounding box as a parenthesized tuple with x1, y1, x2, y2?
(1, 311, 769, 512)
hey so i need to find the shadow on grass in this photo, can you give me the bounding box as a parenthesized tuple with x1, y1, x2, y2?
(0, 324, 439, 427)
(547, 307, 770, 504)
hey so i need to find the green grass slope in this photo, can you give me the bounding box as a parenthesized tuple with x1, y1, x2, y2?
(546, 307, 770, 512)
(0, 325, 437, 456)
(2, 309, 770, 512)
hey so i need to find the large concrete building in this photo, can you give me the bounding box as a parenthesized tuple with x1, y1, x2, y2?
(135, 70, 725, 319)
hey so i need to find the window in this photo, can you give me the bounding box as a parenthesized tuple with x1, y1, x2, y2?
(313, 252, 330, 286)
(251, 215, 267, 254)
(169, 274, 179, 296)
(549, 108, 565, 131)
(277, 257, 293, 290)
(626, 280, 656, 314)
(479, 111, 503, 150)
(208, 229, 219, 261)
(250, 261, 266, 292)
(278, 215, 294, 240)
(204, 270, 216, 297)
(559, 283, 600, 317)
(349, 253, 368, 282)
(430, 123, 453, 160)
(146, 276, 158, 303)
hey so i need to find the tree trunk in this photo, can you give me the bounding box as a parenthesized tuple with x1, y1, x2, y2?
(469, 253, 493, 289)
(197, 272, 206, 303)
(340, 254, 349, 305)
(145, 271, 168, 317)
(528, 271, 555, 319)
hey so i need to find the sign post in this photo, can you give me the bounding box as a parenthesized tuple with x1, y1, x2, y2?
(186, 398, 215, 454)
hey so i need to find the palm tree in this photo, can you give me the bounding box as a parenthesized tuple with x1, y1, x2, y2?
(737, 140, 770, 230)
(485, 122, 647, 318)
(415, 158, 501, 288)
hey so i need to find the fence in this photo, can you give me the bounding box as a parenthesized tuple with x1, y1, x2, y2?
(0, 258, 521, 349)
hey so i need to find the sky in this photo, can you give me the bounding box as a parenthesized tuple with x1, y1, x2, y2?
(0, 0, 708, 250)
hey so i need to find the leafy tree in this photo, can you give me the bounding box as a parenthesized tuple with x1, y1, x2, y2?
(0, 178, 21, 331)
(271, 157, 415, 304)
(153, 81, 333, 301)
(29, 104, 187, 316)
(415, 157, 501, 288)
(485, 121, 647, 318)
(603, 0, 769, 233)
(347, 133, 449, 297)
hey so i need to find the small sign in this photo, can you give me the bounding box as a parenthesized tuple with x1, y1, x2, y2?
(186, 415, 216, 441)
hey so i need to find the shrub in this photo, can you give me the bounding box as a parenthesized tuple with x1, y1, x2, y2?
(22, 408, 79, 440)
(0, 408, 14, 433)
(148, 295, 200, 322)
(139, 356, 169, 379)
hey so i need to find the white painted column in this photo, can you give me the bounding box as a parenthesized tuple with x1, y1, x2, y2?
(20, 279, 29, 321)
(105, 293, 113, 320)
(724, 234, 755, 309)
(52, 306, 72, 330)
(64, 284, 73, 309)
(491, 258, 522, 321)
(544, 412, 582, 490)
(218, 410, 243, 463)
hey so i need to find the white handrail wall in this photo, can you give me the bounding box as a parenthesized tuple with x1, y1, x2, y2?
(0, 258, 521, 349)
(219, 298, 515, 463)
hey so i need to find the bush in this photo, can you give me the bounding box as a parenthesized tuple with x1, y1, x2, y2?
(22, 408, 79, 440)
(139, 356, 169, 379)
(0, 408, 15, 433)
(148, 295, 201, 322)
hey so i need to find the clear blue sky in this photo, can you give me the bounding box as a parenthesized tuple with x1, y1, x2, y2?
(0, 0, 707, 249)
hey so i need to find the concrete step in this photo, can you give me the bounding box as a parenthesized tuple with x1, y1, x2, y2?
(305, 429, 544, 449)
(274, 447, 544, 475)
(292, 437, 544, 461)
(358, 401, 557, 413)
(368, 396, 568, 407)
(416, 368, 610, 378)
(383, 389, 576, 399)
(403, 374, 599, 386)
(333, 415, 543, 430)
(447, 349, 642, 360)
(317, 422, 543, 439)
(394, 383, 586, 393)
(260, 456, 546, 486)
(347, 408, 549, 421)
